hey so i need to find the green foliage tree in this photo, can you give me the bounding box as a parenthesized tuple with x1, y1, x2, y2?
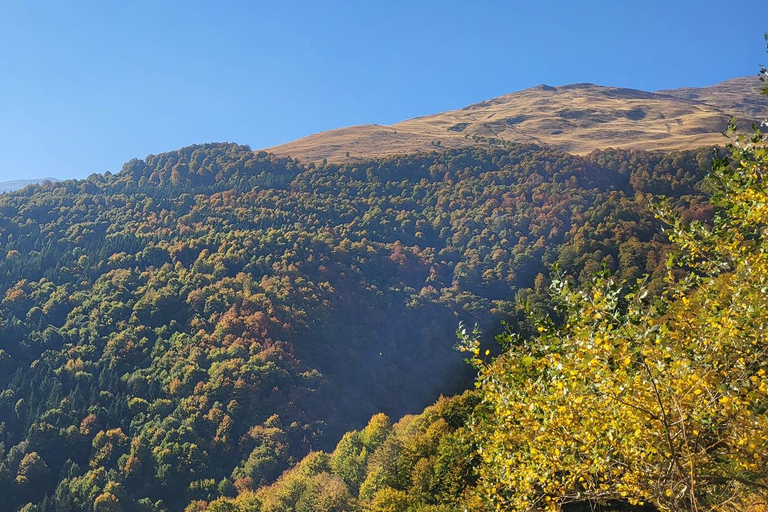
(203, 393, 479, 511)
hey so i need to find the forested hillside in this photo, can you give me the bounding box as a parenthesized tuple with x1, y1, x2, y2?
(204, 77, 768, 512)
(0, 142, 714, 511)
(0, 179, 60, 194)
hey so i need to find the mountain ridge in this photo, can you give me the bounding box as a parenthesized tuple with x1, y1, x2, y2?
(0, 177, 61, 193)
(264, 76, 768, 164)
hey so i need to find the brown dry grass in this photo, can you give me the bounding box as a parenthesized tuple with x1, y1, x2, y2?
(263, 77, 768, 164)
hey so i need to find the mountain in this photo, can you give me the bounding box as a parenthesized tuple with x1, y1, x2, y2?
(0, 142, 713, 511)
(264, 76, 768, 163)
(0, 178, 60, 193)
(0, 75, 763, 512)
(216, 122, 768, 512)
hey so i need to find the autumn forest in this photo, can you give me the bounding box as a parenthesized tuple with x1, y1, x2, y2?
(1, 23, 768, 512)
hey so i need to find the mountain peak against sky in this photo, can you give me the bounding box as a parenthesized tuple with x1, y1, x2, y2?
(264, 76, 768, 164)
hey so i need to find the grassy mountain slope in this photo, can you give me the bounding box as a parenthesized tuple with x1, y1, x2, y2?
(264, 76, 768, 164)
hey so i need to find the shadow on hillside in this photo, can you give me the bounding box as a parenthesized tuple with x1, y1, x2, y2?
(564, 501, 659, 512)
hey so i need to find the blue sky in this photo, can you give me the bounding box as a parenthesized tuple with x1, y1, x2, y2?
(0, 1, 766, 181)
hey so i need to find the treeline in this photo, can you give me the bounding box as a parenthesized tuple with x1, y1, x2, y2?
(201, 392, 479, 512)
(0, 142, 712, 511)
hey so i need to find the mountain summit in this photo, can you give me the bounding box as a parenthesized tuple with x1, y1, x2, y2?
(264, 76, 768, 163)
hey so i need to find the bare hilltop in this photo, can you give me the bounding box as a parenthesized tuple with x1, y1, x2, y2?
(264, 76, 768, 163)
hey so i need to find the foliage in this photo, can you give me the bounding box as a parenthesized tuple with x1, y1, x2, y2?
(0, 141, 712, 510)
(458, 86, 768, 511)
(202, 392, 480, 512)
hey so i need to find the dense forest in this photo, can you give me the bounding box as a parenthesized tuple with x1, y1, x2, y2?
(0, 139, 723, 511)
(204, 81, 768, 511)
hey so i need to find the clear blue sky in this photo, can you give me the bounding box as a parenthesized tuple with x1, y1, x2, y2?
(1, 1, 766, 181)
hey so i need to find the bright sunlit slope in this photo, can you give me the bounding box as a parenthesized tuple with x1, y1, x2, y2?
(265, 76, 768, 163)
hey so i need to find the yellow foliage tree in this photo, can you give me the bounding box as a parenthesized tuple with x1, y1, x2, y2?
(459, 71, 768, 511)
